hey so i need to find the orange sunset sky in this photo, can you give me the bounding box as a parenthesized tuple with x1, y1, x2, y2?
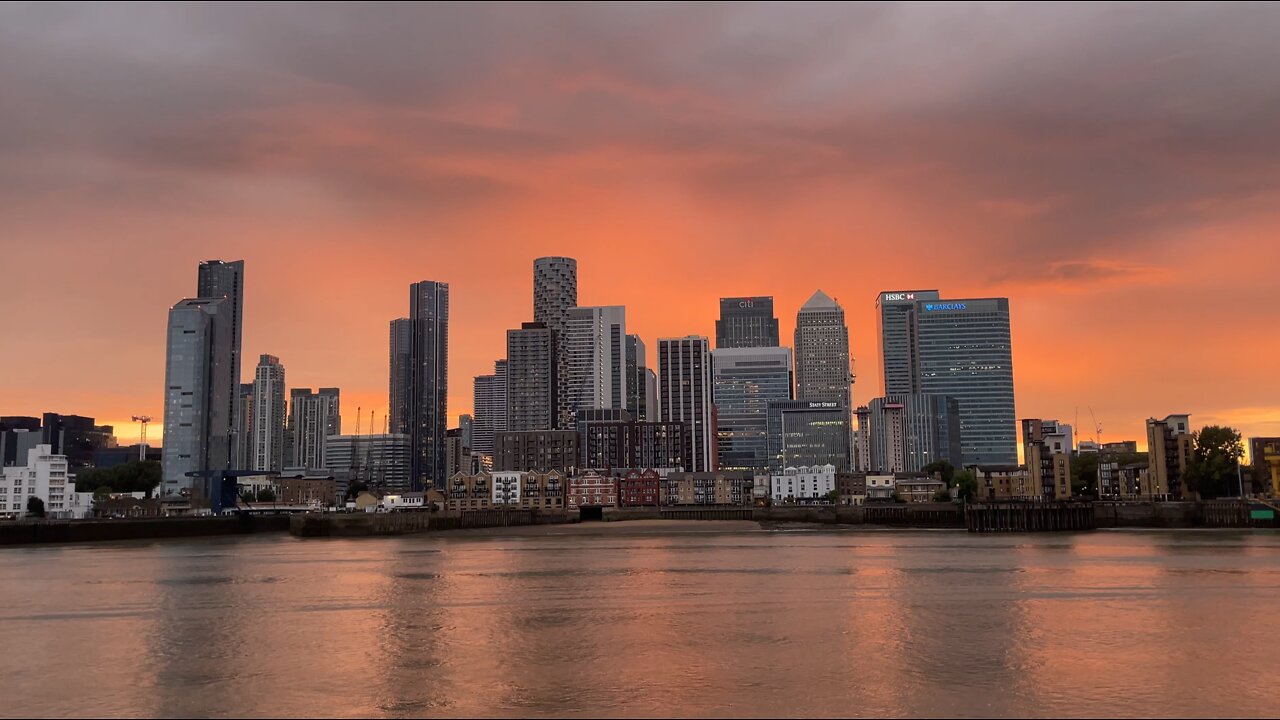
(1, 3, 1278, 450)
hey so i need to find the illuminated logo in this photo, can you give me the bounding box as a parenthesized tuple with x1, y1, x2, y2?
(882, 292, 919, 302)
(807, 401, 839, 409)
(924, 303, 967, 311)
(738, 298, 754, 308)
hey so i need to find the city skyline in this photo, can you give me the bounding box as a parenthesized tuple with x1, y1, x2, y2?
(4, 3, 1279, 451)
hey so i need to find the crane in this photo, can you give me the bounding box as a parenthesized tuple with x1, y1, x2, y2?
(130, 415, 152, 461)
(1088, 407, 1102, 447)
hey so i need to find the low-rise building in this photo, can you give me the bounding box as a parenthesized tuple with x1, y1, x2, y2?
(1, 444, 73, 518)
(517, 470, 565, 510)
(446, 470, 565, 512)
(661, 471, 754, 506)
(769, 464, 838, 504)
(276, 476, 338, 507)
(382, 492, 426, 511)
(92, 495, 162, 518)
(866, 474, 896, 502)
(895, 473, 946, 503)
(617, 469, 662, 507)
(973, 465, 1041, 501)
(446, 472, 493, 512)
(567, 471, 617, 509)
(837, 472, 867, 505)
(1147, 414, 1193, 500)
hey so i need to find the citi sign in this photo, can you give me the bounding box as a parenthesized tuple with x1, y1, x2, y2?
(882, 292, 916, 302)
(924, 303, 967, 311)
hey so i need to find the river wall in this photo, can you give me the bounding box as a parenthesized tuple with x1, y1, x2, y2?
(0, 514, 290, 546)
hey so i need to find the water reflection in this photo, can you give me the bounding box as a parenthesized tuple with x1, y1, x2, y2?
(1, 529, 1279, 718)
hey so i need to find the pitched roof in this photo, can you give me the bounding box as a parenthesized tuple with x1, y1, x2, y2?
(799, 289, 840, 311)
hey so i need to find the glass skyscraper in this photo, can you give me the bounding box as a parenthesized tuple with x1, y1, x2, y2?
(716, 296, 780, 348)
(406, 280, 449, 490)
(712, 346, 793, 473)
(876, 290, 939, 394)
(914, 298, 1016, 465)
(766, 400, 851, 472)
(161, 298, 234, 497)
(197, 260, 244, 468)
(658, 336, 714, 472)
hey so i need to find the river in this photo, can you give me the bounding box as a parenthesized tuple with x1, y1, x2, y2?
(1, 524, 1278, 718)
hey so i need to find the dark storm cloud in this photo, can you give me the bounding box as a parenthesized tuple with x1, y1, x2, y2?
(2, 1, 1279, 268)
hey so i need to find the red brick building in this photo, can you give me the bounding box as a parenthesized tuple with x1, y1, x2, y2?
(617, 469, 661, 507)
(567, 471, 618, 509)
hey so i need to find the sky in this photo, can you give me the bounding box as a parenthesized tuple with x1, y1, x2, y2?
(2, 2, 1278, 450)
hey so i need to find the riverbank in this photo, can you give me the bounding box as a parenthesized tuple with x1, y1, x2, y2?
(0, 514, 290, 545)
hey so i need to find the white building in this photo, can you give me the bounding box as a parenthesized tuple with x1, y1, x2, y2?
(770, 464, 837, 504)
(382, 492, 425, 511)
(866, 474, 896, 501)
(251, 354, 287, 473)
(492, 471, 522, 505)
(565, 306, 628, 420)
(1, 444, 73, 518)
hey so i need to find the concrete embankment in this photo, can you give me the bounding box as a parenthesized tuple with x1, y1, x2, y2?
(0, 514, 290, 546)
(289, 508, 577, 537)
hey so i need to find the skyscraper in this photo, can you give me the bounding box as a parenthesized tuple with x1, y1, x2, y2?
(625, 334, 648, 420)
(794, 290, 852, 406)
(289, 387, 341, 471)
(876, 290, 940, 394)
(472, 359, 508, 455)
(565, 306, 627, 421)
(251, 354, 286, 473)
(507, 322, 556, 431)
(533, 256, 577, 429)
(914, 298, 1016, 465)
(658, 336, 714, 472)
(39, 413, 114, 469)
(716, 296, 780, 348)
(161, 298, 233, 497)
(712, 346, 793, 473)
(388, 318, 412, 435)
(407, 280, 449, 490)
(865, 394, 961, 473)
(197, 260, 244, 464)
(459, 414, 473, 451)
(236, 383, 253, 470)
(766, 400, 852, 472)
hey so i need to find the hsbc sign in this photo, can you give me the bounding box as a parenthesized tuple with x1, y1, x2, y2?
(881, 292, 916, 302)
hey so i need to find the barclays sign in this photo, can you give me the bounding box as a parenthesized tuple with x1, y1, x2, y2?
(924, 303, 967, 311)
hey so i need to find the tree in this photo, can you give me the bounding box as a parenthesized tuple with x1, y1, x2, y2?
(256, 488, 277, 503)
(922, 461, 956, 487)
(73, 460, 161, 497)
(825, 489, 840, 504)
(1184, 425, 1245, 499)
(26, 496, 46, 518)
(1071, 453, 1098, 496)
(955, 469, 978, 503)
(932, 487, 952, 502)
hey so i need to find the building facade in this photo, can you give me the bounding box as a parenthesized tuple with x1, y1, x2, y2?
(1147, 414, 1193, 500)
(864, 394, 961, 473)
(914, 297, 1016, 465)
(794, 290, 851, 406)
(288, 387, 340, 472)
(472, 359, 508, 455)
(766, 400, 851, 472)
(973, 465, 1040, 501)
(235, 383, 254, 470)
(875, 290, 940, 395)
(507, 322, 557, 431)
(0, 445, 72, 518)
(533, 256, 578, 430)
(658, 336, 714, 472)
(564, 305, 628, 422)
(251, 354, 286, 473)
(39, 413, 114, 469)
(494, 430, 579, 473)
(197, 260, 244, 466)
(661, 471, 753, 506)
(324, 433, 412, 493)
(388, 317, 412, 435)
(625, 335, 650, 421)
(716, 296, 780, 348)
(567, 471, 618, 509)
(406, 280, 450, 490)
(712, 346, 793, 473)
(617, 468, 662, 506)
(770, 464, 838, 504)
(582, 420, 686, 471)
(1022, 418, 1073, 500)
(161, 298, 233, 498)
(1251, 437, 1280, 496)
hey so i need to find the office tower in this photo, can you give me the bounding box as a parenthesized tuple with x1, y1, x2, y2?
(644, 368, 658, 423)
(1147, 414, 1193, 500)
(625, 335, 648, 420)
(324, 433, 411, 493)
(251, 354, 286, 473)
(235, 384, 254, 470)
(658, 336, 714, 472)
(712, 346, 793, 473)
(565, 306, 627, 422)
(407, 280, 450, 491)
(865, 394, 962, 473)
(716, 296, 780, 349)
(197, 260, 245, 463)
(1022, 418, 1073, 500)
(507, 322, 557, 431)
(876, 290, 940, 394)
(161, 298, 233, 497)
(39, 413, 114, 469)
(388, 318, 412, 435)
(766, 400, 852, 472)
(459, 414, 473, 450)
(472, 359, 508, 455)
(445, 428, 465, 477)
(794, 290, 852, 406)
(533, 256, 577, 429)
(914, 298, 1016, 465)
(289, 388, 341, 471)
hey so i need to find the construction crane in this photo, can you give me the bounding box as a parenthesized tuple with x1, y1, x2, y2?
(131, 415, 152, 461)
(1088, 407, 1102, 447)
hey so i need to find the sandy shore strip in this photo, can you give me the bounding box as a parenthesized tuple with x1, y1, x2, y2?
(434, 518, 766, 537)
